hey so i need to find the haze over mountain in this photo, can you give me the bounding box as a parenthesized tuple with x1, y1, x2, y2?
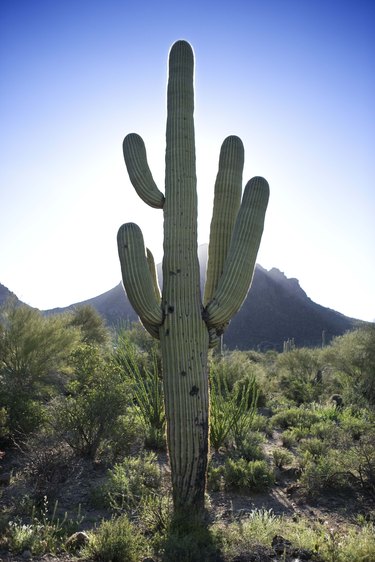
(5, 245, 354, 352)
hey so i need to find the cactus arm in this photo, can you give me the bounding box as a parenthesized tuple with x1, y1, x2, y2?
(117, 222, 163, 329)
(123, 133, 165, 209)
(205, 176, 269, 329)
(204, 135, 244, 306)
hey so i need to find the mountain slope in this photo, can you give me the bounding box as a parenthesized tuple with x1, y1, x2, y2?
(2, 245, 360, 351)
(43, 262, 358, 351)
(0, 283, 24, 308)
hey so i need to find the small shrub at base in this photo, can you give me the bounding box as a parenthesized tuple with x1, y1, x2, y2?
(82, 514, 145, 562)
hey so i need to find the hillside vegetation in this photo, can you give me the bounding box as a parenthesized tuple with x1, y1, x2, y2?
(0, 301, 374, 561)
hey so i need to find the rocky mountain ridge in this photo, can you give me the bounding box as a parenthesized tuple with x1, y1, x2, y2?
(1, 249, 361, 351)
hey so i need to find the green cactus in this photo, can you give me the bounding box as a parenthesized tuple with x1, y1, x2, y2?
(117, 40, 269, 514)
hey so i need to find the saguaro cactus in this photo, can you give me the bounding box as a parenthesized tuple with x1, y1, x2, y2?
(117, 40, 269, 514)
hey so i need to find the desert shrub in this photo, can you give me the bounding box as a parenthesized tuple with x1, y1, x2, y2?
(2, 399, 46, 439)
(276, 348, 323, 404)
(138, 491, 172, 537)
(222, 458, 274, 492)
(209, 366, 258, 451)
(229, 431, 265, 462)
(309, 418, 338, 440)
(338, 407, 372, 440)
(299, 449, 351, 495)
(68, 304, 111, 346)
(213, 512, 375, 562)
(249, 412, 273, 436)
(299, 437, 328, 460)
(15, 435, 82, 503)
(271, 406, 320, 430)
(0, 303, 78, 436)
(272, 448, 294, 469)
(114, 334, 166, 450)
(280, 429, 297, 448)
(98, 452, 161, 514)
(322, 325, 375, 407)
(207, 464, 224, 492)
(338, 432, 375, 497)
(3, 497, 82, 556)
(82, 514, 145, 562)
(49, 344, 128, 459)
(99, 409, 144, 463)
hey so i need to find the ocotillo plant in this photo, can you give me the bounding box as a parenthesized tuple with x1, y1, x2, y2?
(117, 40, 269, 515)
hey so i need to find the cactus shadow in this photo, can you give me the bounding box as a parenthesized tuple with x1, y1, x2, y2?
(161, 509, 224, 562)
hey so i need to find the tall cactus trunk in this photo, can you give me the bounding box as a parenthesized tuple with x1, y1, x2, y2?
(117, 40, 269, 516)
(160, 42, 209, 513)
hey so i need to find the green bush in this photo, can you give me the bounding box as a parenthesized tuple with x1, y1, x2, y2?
(3, 498, 82, 556)
(212, 512, 375, 562)
(209, 366, 258, 451)
(83, 514, 145, 562)
(229, 431, 265, 462)
(299, 449, 348, 495)
(272, 448, 294, 469)
(114, 334, 166, 450)
(271, 406, 320, 430)
(98, 453, 161, 513)
(276, 348, 322, 404)
(222, 458, 274, 492)
(323, 325, 375, 407)
(49, 344, 129, 459)
(99, 409, 144, 463)
(299, 437, 328, 459)
(0, 303, 78, 436)
(280, 429, 297, 449)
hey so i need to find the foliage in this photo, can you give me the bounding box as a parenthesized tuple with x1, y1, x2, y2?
(213, 510, 375, 562)
(82, 514, 145, 562)
(322, 325, 375, 407)
(97, 452, 162, 514)
(276, 347, 323, 404)
(15, 435, 82, 503)
(220, 458, 274, 492)
(68, 304, 111, 346)
(299, 430, 375, 497)
(272, 448, 294, 469)
(114, 332, 166, 449)
(49, 344, 129, 459)
(0, 302, 78, 435)
(2, 497, 82, 556)
(271, 406, 321, 430)
(1, 317, 375, 559)
(209, 364, 258, 451)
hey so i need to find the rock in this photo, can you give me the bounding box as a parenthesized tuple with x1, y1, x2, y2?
(22, 550, 32, 559)
(65, 530, 90, 550)
(272, 534, 292, 555)
(292, 547, 314, 560)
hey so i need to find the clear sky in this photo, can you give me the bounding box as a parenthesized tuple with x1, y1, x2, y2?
(1, 0, 374, 321)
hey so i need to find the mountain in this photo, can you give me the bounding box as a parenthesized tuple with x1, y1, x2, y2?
(42, 246, 359, 351)
(0, 283, 24, 308)
(2, 246, 360, 350)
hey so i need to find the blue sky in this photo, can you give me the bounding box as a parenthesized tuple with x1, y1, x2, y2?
(1, 0, 374, 322)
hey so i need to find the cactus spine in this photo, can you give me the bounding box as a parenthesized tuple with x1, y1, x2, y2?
(117, 40, 269, 514)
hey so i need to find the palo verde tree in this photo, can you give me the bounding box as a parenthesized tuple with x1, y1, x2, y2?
(117, 41, 269, 515)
